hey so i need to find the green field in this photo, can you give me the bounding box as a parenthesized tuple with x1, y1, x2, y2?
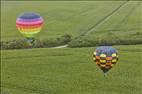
(1, 45, 142, 94)
(1, 1, 142, 94)
(1, 0, 134, 1)
(73, 1, 142, 46)
(1, 1, 124, 40)
(1, 1, 142, 44)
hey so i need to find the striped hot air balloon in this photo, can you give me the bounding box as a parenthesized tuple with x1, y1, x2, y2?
(16, 12, 43, 45)
(93, 46, 118, 76)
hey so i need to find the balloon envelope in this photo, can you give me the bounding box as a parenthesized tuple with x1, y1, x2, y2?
(16, 12, 43, 38)
(93, 46, 118, 73)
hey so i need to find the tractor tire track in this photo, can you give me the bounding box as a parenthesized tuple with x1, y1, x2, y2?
(47, 5, 95, 25)
(92, 27, 142, 33)
(1, 82, 51, 94)
(114, 2, 141, 29)
(51, 2, 128, 48)
(78, 1, 128, 37)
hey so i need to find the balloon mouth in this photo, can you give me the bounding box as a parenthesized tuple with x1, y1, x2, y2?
(100, 67, 112, 73)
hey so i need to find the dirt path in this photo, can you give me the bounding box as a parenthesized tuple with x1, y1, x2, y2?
(51, 44, 68, 49)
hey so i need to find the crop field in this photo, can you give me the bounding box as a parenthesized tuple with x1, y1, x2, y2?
(1, 1, 142, 42)
(1, 45, 142, 94)
(1, 0, 134, 1)
(1, 1, 142, 94)
(75, 1, 142, 46)
(1, 1, 124, 40)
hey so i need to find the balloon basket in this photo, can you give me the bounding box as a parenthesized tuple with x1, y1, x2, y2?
(104, 73, 107, 78)
(27, 42, 33, 48)
(27, 38, 35, 48)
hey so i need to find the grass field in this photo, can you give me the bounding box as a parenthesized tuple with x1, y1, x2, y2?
(78, 1, 142, 44)
(1, 1, 142, 42)
(1, 1, 142, 94)
(1, 0, 133, 1)
(0, 1, 123, 40)
(1, 45, 142, 94)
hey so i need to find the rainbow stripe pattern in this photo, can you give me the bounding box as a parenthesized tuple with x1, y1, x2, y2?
(93, 46, 118, 73)
(16, 13, 43, 38)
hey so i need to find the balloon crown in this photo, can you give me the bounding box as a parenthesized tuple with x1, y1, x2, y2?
(96, 46, 117, 57)
(18, 12, 41, 19)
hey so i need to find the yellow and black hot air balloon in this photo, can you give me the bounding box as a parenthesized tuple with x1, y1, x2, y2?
(93, 46, 118, 76)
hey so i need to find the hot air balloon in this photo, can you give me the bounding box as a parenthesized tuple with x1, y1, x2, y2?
(93, 46, 118, 76)
(16, 12, 43, 46)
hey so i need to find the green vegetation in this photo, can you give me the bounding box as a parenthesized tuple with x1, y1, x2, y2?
(1, 45, 142, 94)
(1, 0, 132, 1)
(1, 1, 142, 48)
(1, 1, 142, 94)
(1, 1, 124, 40)
(68, 1, 142, 47)
(1, 34, 72, 49)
